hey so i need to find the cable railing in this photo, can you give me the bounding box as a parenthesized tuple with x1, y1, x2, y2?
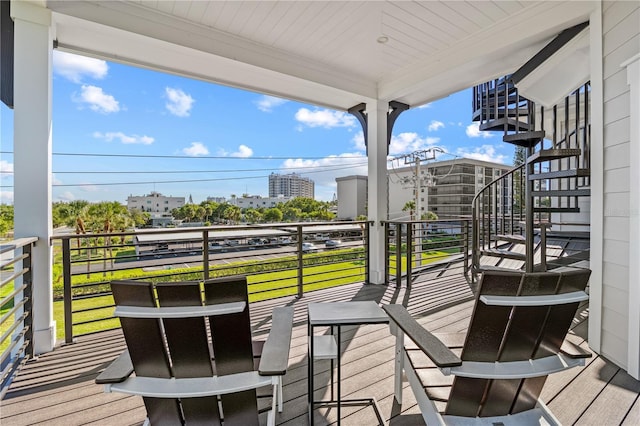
(382, 219, 470, 287)
(1, 237, 37, 399)
(52, 221, 369, 344)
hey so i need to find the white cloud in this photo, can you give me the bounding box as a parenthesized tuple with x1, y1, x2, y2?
(57, 191, 76, 201)
(217, 144, 254, 158)
(428, 120, 444, 132)
(456, 144, 507, 164)
(466, 122, 494, 138)
(53, 51, 108, 83)
(389, 132, 440, 156)
(281, 153, 368, 190)
(165, 87, 194, 117)
(295, 108, 356, 129)
(94, 131, 154, 145)
(255, 95, 287, 112)
(231, 145, 253, 158)
(1, 160, 13, 175)
(0, 191, 13, 203)
(75, 85, 120, 113)
(416, 103, 432, 109)
(352, 131, 366, 152)
(183, 142, 209, 156)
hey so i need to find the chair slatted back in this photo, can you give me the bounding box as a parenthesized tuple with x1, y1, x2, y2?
(112, 277, 260, 426)
(203, 276, 259, 426)
(111, 280, 183, 425)
(445, 269, 590, 418)
(155, 281, 221, 425)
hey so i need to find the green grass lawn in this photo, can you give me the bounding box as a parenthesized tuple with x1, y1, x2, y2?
(6, 248, 456, 341)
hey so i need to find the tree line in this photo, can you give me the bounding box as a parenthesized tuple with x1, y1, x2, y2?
(171, 197, 335, 225)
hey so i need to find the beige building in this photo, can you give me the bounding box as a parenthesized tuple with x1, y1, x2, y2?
(336, 175, 367, 220)
(268, 173, 314, 199)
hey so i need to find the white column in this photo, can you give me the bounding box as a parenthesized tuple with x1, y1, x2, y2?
(587, 3, 604, 355)
(11, 1, 55, 354)
(623, 53, 640, 378)
(367, 100, 388, 284)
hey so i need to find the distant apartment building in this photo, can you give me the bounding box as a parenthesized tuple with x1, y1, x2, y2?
(336, 175, 367, 220)
(389, 158, 511, 219)
(336, 159, 512, 221)
(268, 173, 314, 199)
(127, 191, 185, 213)
(227, 195, 291, 209)
(206, 196, 227, 204)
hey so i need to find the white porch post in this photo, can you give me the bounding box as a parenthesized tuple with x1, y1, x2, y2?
(367, 100, 388, 284)
(11, 1, 55, 354)
(623, 53, 640, 378)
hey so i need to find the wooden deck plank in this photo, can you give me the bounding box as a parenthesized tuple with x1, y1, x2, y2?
(2, 267, 638, 426)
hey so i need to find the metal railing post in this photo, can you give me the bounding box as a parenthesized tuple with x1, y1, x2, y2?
(22, 242, 34, 359)
(406, 223, 413, 288)
(62, 238, 74, 344)
(365, 221, 370, 284)
(383, 222, 389, 285)
(395, 224, 402, 285)
(463, 219, 469, 277)
(203, 230, 209, 280)
(297, 225, 304, 298)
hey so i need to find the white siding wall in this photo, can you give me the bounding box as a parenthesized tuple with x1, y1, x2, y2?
(600, 0, 640, 370)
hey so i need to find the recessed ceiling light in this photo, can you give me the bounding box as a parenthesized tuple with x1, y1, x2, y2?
(377, 36, 389, 44)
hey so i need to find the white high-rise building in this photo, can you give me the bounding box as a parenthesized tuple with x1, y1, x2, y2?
(268, 173, 314, 199)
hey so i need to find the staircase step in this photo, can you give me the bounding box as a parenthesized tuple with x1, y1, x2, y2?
(527, 149, 582, 164)
(479, 117, 532, 132)
(481, 248, 526, 261)
(529, 168, 590, 180)
(492, 234, 525, 244)
(531, 189, 591, 197)
(532, 207, 581, 213)
(503, 130, 546, 147)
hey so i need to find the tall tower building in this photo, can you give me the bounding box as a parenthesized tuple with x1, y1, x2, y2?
(268, 173, 314, 199)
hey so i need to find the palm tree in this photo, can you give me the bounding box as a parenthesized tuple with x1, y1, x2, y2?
(402, 200, 416, 220)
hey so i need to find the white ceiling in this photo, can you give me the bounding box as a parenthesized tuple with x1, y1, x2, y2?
(46, 1, 597, 110)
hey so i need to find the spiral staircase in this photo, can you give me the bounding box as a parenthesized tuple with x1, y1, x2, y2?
(469, 77, 591, 279)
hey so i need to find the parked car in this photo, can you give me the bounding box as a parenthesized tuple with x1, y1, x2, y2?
(324, 239, 341, 249)
(302, 242, 318, 253)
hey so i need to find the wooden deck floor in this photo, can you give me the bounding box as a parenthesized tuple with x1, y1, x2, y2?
(2, 264, 640, 425)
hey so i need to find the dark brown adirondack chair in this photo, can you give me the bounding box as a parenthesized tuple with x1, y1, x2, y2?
(384, 269, 591, 425)
(95, 276, 293, 426)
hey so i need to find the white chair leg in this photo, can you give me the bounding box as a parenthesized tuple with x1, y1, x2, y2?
(277, 376, 284, 412)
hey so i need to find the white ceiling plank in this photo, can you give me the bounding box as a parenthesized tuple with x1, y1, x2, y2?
(447, 1, 496, 28)
(251, 2, 293, 46)
(494, 1, 529, 16)
(154, 0, 174, 16)
(239, 1, 278, 40)
(185, 1, 210, 24)
(391, 1, 469, 42)
(170, 1, 192, 20)
(420, 1, 481, 34)
(470, 1, 510, 22)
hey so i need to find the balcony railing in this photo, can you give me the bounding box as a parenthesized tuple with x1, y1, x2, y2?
(382, 219, 470, 286)
(1, 237, 37, 399)
(52, 221, 370, 344)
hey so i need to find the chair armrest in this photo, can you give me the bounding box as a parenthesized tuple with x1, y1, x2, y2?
(95, 350, 134, 384)
(258, 307, 294, 376)
(383, 304, 462, 368)
(560, 338, 592, 359)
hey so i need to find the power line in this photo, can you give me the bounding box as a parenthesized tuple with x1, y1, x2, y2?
(50, 161, 368, 174)
(0, 151, 366, 160)
(50, 163, 367, 187)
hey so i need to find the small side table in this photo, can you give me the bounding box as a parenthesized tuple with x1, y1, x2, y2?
(308, 301, 388, 425)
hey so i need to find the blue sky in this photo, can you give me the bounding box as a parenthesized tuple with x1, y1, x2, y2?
(1, 51, 515, 204)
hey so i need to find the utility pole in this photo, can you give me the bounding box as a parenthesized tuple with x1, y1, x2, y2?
(396, 149, 439, 267)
